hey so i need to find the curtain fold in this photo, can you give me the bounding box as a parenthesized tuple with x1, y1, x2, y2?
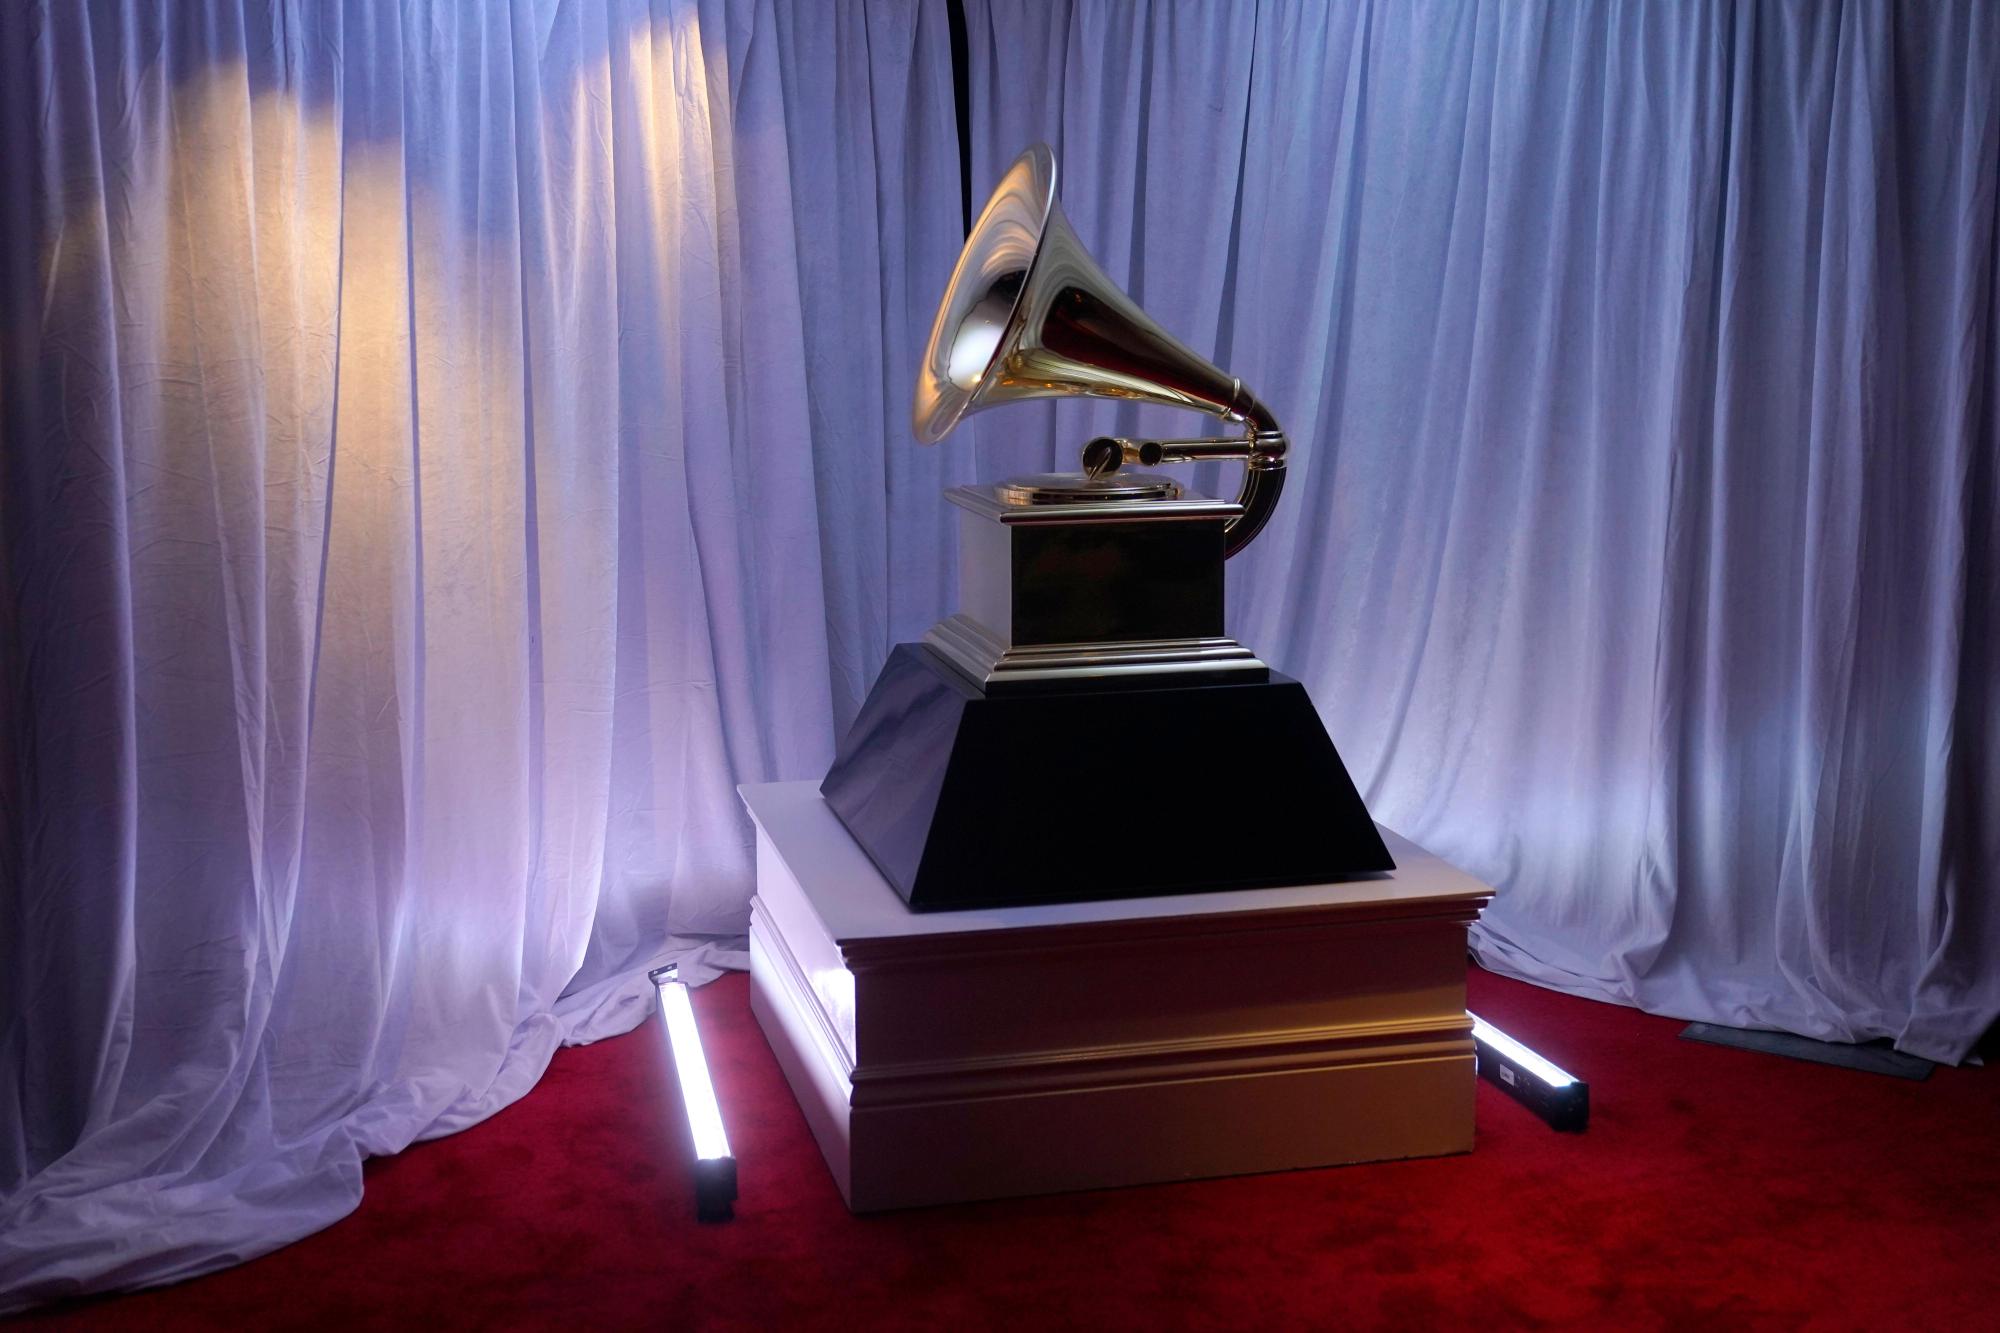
(760, 0, 971, 730)
(0, 0, 952, 1310)
(964, 0, 1999, 1063)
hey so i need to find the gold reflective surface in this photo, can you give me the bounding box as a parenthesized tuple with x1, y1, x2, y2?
(912, 144, 1290, 558)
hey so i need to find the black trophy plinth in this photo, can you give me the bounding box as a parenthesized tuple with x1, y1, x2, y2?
(822, 644, 1394, 912)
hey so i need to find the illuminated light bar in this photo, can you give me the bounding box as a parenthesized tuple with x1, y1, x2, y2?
(651, 965, 738, 1221)
(1470, 1012, 1589, 1133)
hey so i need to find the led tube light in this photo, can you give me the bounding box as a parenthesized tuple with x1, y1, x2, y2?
(1472, 1014, 1577, 1087)
(652, 966, 738, 1220)
(1470, 1012, 1589, 1133)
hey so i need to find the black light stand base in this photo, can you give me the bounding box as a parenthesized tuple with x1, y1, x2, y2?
(821, 643, 1394, 911)
(693, 1158, 738, 1223)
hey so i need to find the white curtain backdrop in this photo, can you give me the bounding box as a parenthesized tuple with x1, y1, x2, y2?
(963, 0, 1999, 1064)
(0, 0, 955, 1310)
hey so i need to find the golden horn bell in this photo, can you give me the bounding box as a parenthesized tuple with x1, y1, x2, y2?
(912, 143, 1287, 557)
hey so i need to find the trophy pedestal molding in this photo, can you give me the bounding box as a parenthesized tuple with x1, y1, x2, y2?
(743, 780, 1494, 1213)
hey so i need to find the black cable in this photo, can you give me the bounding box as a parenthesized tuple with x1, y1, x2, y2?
(946, 0, 971, 236)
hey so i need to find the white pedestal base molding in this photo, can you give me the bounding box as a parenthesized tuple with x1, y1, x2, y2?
(743, 781, 1494, 1212)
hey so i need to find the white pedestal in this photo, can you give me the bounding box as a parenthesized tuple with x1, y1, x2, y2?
(743, 781, 1494, 1212)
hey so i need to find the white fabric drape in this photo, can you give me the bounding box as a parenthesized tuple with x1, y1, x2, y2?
(761, 0, 973, 727)
(964, 0, 2000, 1063)
(0, 0, 954, 1310)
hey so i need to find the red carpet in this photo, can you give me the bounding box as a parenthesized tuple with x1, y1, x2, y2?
(26, 968, 2000, 1330)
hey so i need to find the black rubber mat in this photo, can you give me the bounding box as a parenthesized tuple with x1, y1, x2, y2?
(1680, 1023, 1933, 1080)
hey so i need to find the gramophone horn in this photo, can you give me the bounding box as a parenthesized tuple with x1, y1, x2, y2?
(913, 143, 1288, 557)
